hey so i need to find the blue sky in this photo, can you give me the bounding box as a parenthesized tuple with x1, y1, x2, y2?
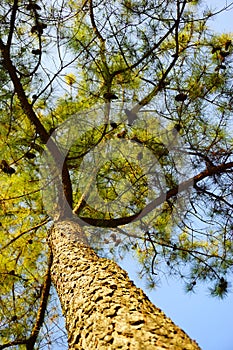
(120, 3, 233, 350)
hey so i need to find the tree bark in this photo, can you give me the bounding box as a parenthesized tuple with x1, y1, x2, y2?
(48, 220, 201, 349)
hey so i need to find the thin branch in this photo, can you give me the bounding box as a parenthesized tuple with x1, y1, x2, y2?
(1, 219, 50, 251)
(115, 227, 224, 260)
(132, 0, 187, 112)
(89, 0, 105, 42)
(0, 252, 53, 350)
(195, 184, 233, 209)
(26, 251, 53, 350)
(146, 231, 158, 275)
(6, 0, 18, 48)
(0, 340, 27, 350)
(111, 22, 177, 79)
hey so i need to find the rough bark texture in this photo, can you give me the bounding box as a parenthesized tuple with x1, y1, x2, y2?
(48, 220, 201, 350)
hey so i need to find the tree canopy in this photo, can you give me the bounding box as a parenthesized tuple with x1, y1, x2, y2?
(0, 0, 233, 348)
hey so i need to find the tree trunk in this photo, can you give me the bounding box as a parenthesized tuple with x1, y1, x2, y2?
(48, 220, 201, 349)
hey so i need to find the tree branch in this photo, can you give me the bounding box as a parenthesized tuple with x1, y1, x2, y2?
(0, 340, 27, 350)
(0, 39, 73, 217)
(78, 161, 233, 227)
(1, 219, 50, 251)
(26, 251, 53, 350)
(6, 0, 18, 48)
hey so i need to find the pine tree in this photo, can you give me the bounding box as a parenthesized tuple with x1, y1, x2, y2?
(0, 0, 232, 348)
